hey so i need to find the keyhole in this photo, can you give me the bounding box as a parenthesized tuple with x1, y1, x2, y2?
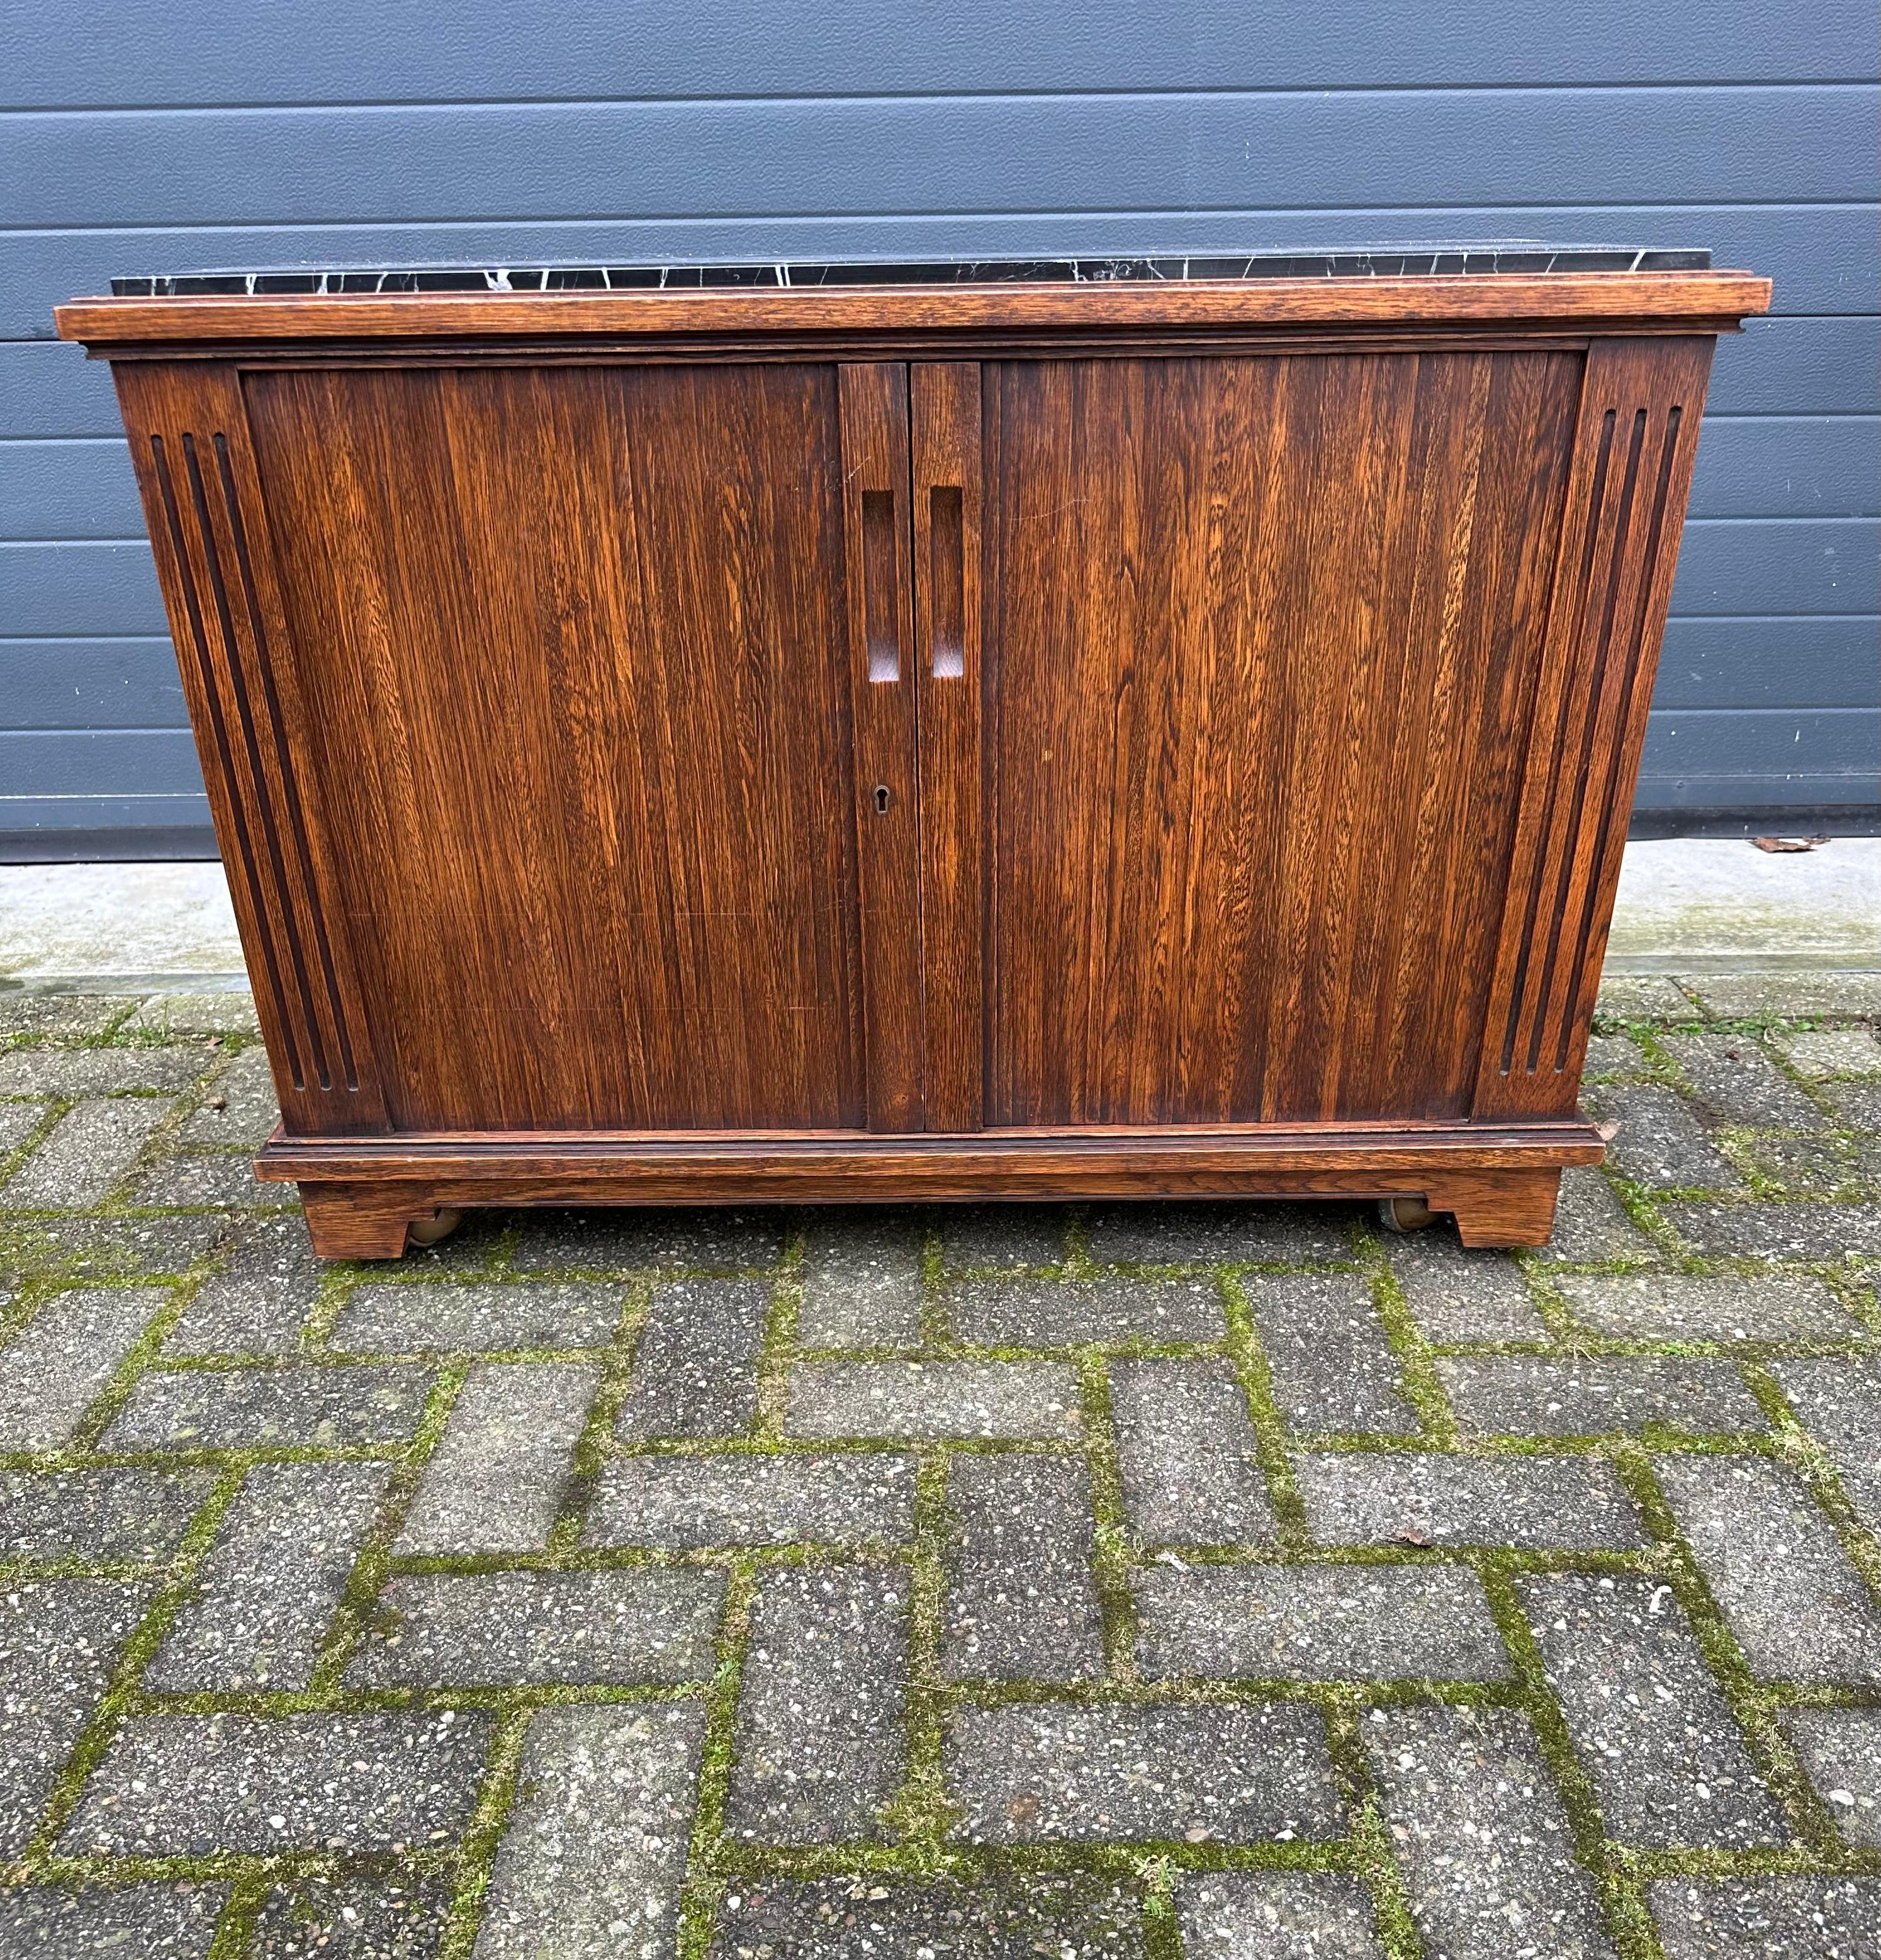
(873, 784, 892, 815)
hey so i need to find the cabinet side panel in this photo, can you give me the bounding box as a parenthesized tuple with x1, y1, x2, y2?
(981, 349, 1581, 1127)
(1476, 336, 1715, 1118)
(109, 360, 386, 1136)
(244, 361, 866, 1134)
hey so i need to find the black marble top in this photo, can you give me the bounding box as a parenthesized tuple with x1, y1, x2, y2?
(111, 245, 1712, 298)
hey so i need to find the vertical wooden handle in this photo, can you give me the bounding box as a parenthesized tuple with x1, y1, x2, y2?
(910, 363, 984, 1132)
(838, 362, 925, 1132)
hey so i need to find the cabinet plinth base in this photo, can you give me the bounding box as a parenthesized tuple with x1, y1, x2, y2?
(266, 1126, 1593, 1259)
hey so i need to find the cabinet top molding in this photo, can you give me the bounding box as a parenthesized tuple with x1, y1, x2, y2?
(57, 267, 1770, 347)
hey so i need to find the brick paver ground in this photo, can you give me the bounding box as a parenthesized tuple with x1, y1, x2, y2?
(1, 974, 1877, 1957)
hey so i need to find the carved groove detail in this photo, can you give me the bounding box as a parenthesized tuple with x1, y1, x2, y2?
(210, 434, 361, 1090)
(149, 430, 359, 1094)
(1487, 345, 1704, 1101)
(1551, 405, 1683, 1072)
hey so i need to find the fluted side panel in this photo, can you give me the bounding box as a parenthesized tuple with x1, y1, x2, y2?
(1477, 337, 1715, 1117)
(116, 362, 383, 1134)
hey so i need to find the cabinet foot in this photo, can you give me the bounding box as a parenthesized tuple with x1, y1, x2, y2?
(298, 1183, 448, 1259)
(1425, 1168, 1562, 1248)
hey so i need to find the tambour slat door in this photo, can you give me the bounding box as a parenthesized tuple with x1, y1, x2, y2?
(242, 359, 922, 1134)
(950, 351, 1588, 1128)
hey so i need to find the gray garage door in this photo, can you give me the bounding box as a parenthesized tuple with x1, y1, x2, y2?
(2, 0, 1875, 854)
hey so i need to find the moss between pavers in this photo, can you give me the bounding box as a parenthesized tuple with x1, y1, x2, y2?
(1605, 1452, 1846, 1848)
(877, 1453, 957, 1852)
(303, 1362, 469, 1695)
(673, 1563, 760, 1959)
(1742, 1363, 1881, 1600)
(438, 1704, 536, 1960)
(3, 1000, 1878, 1956)
(1318, 1688, 1423, 1960)
(542, 1306, 652, 1560)
(0, 998, 141, 1051)
(1077, 1351, 1142, 1682)
(0, 1100, 63, 1187)
(1351, 1231, 1461, 1444)
(1217, 1272, 1313, 1549)
(10, 1460, 249, 1871)
(750, 1260, 805, 1442)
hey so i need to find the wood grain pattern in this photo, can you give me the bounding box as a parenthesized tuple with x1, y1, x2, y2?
(299, 1183, 449, 1258)
(912, 361, 985, 1132)
(54, 271, 1771, 346)
(1477, 336, 1716, 1117)
(76, 275, 1753, 1253)
(839, 363, 925, 1131)
(1422, 1168, 1562, 1247)
(979, 350, 1581, 1127)
(60, 330, 1758, 379)
(266, 1132, 1584, 1252)
(259, 1120, 1603, 1172)
(111, 360, 383, 1135)
(245, 360, 868, 1132)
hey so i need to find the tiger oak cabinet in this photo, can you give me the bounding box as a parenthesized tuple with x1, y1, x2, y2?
(57, 251, 1770, 1256)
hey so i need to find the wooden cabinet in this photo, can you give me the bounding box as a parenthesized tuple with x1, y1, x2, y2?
(57, 255, 1770, 1254)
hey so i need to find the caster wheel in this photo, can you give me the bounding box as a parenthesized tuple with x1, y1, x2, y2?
(407, 1208, 463, 1249)
(1376, 1195, 1437, 1234)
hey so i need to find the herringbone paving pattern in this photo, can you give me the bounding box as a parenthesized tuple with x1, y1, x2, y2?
(0, 974, 1877, 1956)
